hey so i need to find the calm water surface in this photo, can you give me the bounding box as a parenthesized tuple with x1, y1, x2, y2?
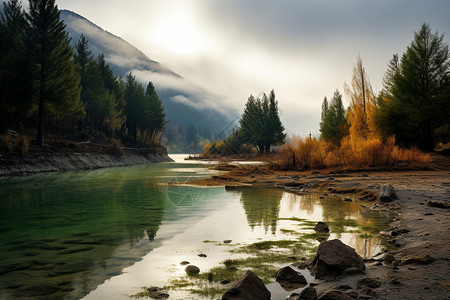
(0, 154, 394, 299)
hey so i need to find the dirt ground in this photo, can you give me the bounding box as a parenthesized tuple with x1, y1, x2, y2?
(189, 154, 450, 300)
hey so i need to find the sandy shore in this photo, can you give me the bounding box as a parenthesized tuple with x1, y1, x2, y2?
(190, 156, 450, 299)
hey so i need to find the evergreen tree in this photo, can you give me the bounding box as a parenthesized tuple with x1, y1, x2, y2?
(320, 89, 348, 144)
(239, 90, 286, 154)
(25, 0, 84, 145)
(381, 54, 400, 98)
(144, 82, 166, 144)
(0, 0, 32, 131)
(124, 72, 146, 142)
(73, 34, 92, 74)
(381, 23, 450, 149)
(266, 90, 286, 152)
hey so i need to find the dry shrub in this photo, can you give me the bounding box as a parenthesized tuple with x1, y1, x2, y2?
(294, 137, 326, 169)
(392, 146, 431, 168)
(268, 135, 430, 170)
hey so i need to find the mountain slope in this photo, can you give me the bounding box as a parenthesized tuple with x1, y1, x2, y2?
(60, 10, 234, 135)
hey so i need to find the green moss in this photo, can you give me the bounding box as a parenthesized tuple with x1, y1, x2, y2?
(203, 240, 216, 243)
(280, 228, 298, 235)
(359, 233, 374, 239)
(189, 286, 227, 298)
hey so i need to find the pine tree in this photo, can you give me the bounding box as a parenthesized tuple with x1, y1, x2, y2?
(25, 0, 84, 145)
(383, 23, 450, 149)
(320, 90, 348, 144)
(74, 34, 92, 74)
(0, 0, 32, 131)
(239, 90, 286, 154)
(382, 54, 400, 98)
(145, 82, 166, 144)
(266, 90, 286, 152)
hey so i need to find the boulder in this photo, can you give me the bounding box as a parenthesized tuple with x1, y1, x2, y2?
(311, 239, 366, 279)
(276, 266, 307, 284)
(222, 270, 271, 300)
(298, 286, 318, 300)
(185, 265, 200, 275)
(314, 222, 330, 233)
(379, 184, 396, 202)
(276, 266, 307, 290)
(317, 290, 354, 300)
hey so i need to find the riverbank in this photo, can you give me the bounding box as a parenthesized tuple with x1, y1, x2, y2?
(0, 141, 173, 177)
(189, 155, 450, 299)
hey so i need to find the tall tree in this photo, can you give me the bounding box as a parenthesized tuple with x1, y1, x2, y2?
(344, 56, 377, 140)
(0, 0, 32, 131)
(265, 90, 286, 152)
(344, 55, 376, 113)
(382, 54, 400, 98)
(381, 23, 450, 150)
(25, 0, 84, 145)
(144, 82, 166, 144)
(239, 91, 286, 154)
(320, 89, 348, 144)
(73, 34, 92, 74)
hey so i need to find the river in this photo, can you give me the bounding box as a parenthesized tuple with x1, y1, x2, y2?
(0, 154, 394, 299)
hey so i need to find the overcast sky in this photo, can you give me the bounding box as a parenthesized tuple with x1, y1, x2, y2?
(54, 0, 450, 136)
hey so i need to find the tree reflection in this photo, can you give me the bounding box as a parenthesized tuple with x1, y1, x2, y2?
(236, 188, 283, 234)
(0, 168, 166, 299)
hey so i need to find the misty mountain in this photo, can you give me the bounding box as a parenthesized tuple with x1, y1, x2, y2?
(60, 10, 234, 134)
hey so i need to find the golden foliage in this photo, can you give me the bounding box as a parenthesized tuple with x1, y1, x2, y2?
(269, 135, 430, 170)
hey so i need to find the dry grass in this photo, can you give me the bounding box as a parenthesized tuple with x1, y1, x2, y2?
(269, 136, 430, 170)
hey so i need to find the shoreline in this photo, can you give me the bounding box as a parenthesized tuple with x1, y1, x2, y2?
(0, 145, 173, 177)
(189, 161, 450, 299)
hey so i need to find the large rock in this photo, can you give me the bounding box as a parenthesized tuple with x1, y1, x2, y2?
(222, 270, 271, 300)
(276, 266, 307, 291)
(311, 239, 366, 278)
(298, 286, 318, 300)
(276, 266, 307, 284)
(314, 222, 330, 233)
(379, 184, 397, 202)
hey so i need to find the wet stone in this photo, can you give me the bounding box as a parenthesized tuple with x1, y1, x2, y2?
(185, 265, 200, 275)
(357, 277, 382, 289)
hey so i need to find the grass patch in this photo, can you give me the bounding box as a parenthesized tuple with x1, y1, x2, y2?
(280, 228, 298, 235)
(244, 240, 296, 251)
(189, 286, 227, 298)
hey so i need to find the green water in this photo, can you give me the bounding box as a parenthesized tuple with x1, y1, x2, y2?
(0, 158, 394, 300)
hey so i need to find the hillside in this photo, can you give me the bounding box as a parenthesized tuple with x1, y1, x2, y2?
(60, 10, 235, 142)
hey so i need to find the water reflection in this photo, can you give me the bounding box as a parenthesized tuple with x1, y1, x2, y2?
(0, 165, 394, 300)
(0, 166, 172, 300)
(231, 187, 283, 234)
(232, 188, 394, 259)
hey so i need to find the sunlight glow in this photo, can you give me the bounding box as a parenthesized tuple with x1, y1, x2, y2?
(149, 8, 212, 55)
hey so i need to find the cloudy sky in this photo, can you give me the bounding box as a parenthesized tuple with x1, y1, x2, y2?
(55, 0, 450, 136)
